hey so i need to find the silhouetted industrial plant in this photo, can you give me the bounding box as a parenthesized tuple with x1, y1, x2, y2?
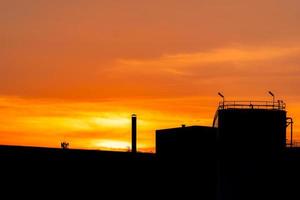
(1, 93, 300, 200)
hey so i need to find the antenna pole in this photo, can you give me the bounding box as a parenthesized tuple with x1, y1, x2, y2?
(218, 92, 225, 109)
(268, 91, 275, 109)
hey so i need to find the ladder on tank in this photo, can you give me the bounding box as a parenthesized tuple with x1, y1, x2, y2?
(286, 117, 294, 147)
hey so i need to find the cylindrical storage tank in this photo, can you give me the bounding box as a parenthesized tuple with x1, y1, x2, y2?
(217, 108, 286, 157)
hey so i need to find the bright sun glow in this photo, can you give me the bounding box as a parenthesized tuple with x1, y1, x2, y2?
(93, 140, 131, 151)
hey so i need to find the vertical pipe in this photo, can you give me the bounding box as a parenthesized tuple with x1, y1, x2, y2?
(132, 114, 137, 153)
(291, 119, 293, 147)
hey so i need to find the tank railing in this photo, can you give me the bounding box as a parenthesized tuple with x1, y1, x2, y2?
(218, 100, 286, 110)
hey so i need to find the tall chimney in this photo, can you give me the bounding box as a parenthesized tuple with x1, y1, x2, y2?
(132, 114, 137, 153)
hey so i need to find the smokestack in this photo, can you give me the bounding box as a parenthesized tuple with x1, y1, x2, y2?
(132, 114, 137, 153)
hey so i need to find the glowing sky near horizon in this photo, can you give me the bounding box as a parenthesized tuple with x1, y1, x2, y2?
(1, 0, 300, 151)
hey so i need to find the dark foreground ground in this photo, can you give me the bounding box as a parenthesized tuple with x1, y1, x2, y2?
(0, 145, 214, 199)
(1, 145, 300, 200)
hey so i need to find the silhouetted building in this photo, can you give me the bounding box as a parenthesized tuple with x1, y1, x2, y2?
(156, 125, 218, 199)
(156, 125, 217, 159)
(155, 99, 294, 200)
(2, 98, 299, 200)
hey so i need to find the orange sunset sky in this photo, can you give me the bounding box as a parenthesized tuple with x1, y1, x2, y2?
(1, 0, 300, 152)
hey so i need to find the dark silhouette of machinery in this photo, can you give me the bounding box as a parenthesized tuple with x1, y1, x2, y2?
(61, 141, 69, 149)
